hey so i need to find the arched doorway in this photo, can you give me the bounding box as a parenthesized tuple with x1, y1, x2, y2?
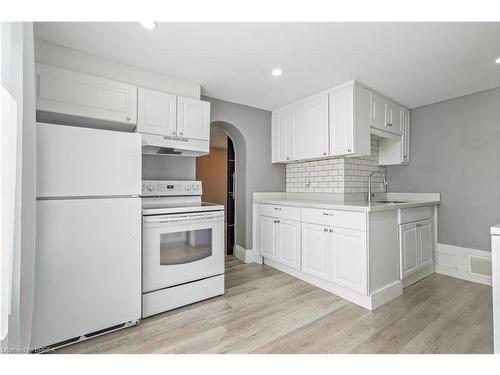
(196, 121, 246, 256)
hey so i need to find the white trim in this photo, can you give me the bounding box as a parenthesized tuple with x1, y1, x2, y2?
(264, 257, 402, 311)
(435, 243, 492, 286)
(233, 245, 262, 264)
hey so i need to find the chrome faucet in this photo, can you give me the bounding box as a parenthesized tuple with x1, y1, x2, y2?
(368, 171, 389, 204)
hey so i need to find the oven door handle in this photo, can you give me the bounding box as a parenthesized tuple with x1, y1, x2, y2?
(144, 212, 223, 224)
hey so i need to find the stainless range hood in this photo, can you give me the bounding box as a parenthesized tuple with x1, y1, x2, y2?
(141, 133, 209, 157)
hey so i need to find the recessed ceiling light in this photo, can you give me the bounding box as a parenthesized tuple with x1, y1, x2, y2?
(140, 21, 158, 30)
(496, 57, 500, 64)
(272, 68, 282, 77)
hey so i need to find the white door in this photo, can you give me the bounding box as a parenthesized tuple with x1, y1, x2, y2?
(137, 88, 177, 136)
(301, 223, 330, 280)
(386, 101, 403, 136)
(400, 223, 419, 279)
(370, 92, 387, 131)
(290, 95, 329, 160)
(177, 96, 210, 141)
(418, 220, 433, 269)
(31, 198, 141, 348)
(277, 219, 300, 270)
(271, 110, 290, 163)
(261, 216, 277, 260)
(36, 122, 141, 197)
(329, 85, 354, 156)
(36, 64, 137, 125)
(330, 228, 368, 294)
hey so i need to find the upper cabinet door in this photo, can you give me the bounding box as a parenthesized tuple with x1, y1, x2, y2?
(177, 96, 210, 141)
(36, 64, 137, 125)
(386, 101, 403, 136)
(290, 95, 329, 160)
(369, 92, 387, 131)
(137, 88, 177, 136)
(402, 109, 411, 164)
(329, 85, 354, 156)
(271, 110, 290, 163)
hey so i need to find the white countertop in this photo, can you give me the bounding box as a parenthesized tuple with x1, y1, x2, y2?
(253, 192, 440, 212)
(491, 223, 500, 235)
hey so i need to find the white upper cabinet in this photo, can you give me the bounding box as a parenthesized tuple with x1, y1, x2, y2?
(271, 110, 290, 163)
(370, 92, 402, 136)
(385, 100, 403, 136)
(137, 88, 177, 136)
(369, 91, 387, 131)
(36, 64, 137, 125)
(290, 94, 329, 160)
(177, 96, 210, 141)
(402, 108, 411, 165)
(329, 83, 370, 157)
(271, 80, 409, 165)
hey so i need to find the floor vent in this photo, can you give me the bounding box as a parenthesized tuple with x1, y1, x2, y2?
(469, 256, 492, 277)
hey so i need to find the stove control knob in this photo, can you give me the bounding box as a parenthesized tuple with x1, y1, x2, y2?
(185, 185, 192, 191)
(148, 185, 154, 192)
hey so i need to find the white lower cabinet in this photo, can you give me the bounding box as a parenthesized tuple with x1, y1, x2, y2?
(330, 227, 367, 294)
(301, 222, 367, 294)
(399, 219, 433, 279)
(260, 215, 300, 270)
(301, 223, 330, 280)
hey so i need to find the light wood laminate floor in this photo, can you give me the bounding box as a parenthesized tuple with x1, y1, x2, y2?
(57, 256, 493, 354)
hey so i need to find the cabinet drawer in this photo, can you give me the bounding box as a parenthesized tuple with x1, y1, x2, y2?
(259, 204, 300, 221)
(301, 208, 366, 231)
(399, 206, 433, 224)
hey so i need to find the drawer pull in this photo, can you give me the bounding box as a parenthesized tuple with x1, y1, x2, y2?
(324, 228, 328, 232)
(274, 207, 282, 211)
(323, 212, 334, 216)
(329, 229, 334, 233)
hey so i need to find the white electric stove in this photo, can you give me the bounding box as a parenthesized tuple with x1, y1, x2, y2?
(141, 180, 225, 318)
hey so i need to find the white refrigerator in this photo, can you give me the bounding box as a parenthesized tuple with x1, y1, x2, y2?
(31, 123, 142, 349)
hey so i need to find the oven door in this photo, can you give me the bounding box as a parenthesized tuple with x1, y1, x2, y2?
(142, 210, 224, 293)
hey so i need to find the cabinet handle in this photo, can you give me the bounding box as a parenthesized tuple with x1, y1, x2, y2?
(323, 212, 334, 216)
(347, 149, 352, 153)
(276, 220, 280, 224)
(126, 117, 131, 121)
(324, 228, 328, 232)
(286, 157, 290, 160)
(323, 152, 327, 156)
(386, 123, 393, 127)
(172, 131, 176, 135)
(274, 207, 282, 211)
(180, 132, 183, 135)
(329, 229, 334, 233)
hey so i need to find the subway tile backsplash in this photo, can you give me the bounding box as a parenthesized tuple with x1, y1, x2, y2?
(285, 136, 387, 195)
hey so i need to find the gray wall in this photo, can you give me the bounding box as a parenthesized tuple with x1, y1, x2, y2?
(204, 96, 286, 249)
(388, 88, 500, 251)
(142, 156, 195, 180)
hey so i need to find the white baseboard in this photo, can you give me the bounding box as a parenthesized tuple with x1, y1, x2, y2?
(233, 245, 262, 264)
(435, 243, 492, 286)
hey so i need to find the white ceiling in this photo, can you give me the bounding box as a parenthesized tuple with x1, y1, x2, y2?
(34, 22, 500, 110)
